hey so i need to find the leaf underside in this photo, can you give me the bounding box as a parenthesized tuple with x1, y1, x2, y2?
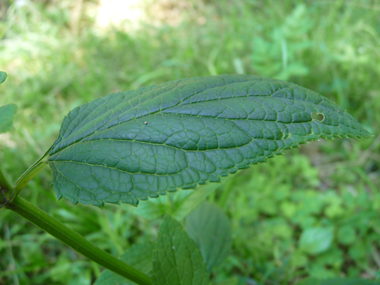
(47, 74, 372, 206)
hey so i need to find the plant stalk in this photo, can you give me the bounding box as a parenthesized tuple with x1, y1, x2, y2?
(13, 151, 49, 197)
(6, 196, 152, 285)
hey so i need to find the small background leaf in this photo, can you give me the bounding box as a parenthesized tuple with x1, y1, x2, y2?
(299, 227, 334, 255)
(0, 71, 7, 85)
(186, 202, 232, 271)
(152, 215, 209, 285)
(94, 242, 154, 285)
(0, 104, 17, 134)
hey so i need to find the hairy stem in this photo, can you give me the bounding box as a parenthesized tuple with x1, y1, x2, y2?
(6, 196, 152, 285)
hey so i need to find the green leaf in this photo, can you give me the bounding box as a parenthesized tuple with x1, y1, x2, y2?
(0, 104, 18, 134)
(94, 242, 154, 285)
(47, 75, 372, 206)
(299, 227, 334, 255)
(186, 202, 232, 271)
(152, 215, 209, 285)
(296, 278, 380, 285)
(0, 71, 7, 85)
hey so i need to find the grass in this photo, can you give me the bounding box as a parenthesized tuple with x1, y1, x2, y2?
(0, 0, 379, 284)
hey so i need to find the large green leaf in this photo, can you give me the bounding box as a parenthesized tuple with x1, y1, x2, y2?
(94, 242, 154, 285)
(0, 71, 7, 85)
(47, 75, 372, 206)
(0, 104, 18, 134)
(186, 202, 232, 271)
(152, 215, 210, 285)
(295, 278, 380, 285)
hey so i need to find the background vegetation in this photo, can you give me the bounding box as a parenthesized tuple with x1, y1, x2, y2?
(0, 0, 379, 284)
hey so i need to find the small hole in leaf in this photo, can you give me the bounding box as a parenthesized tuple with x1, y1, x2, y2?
(311, 112, 325, 122)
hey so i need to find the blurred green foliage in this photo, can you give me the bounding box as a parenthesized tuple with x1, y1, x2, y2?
(214, 154, 380, 283)
(0, 0, 379, 284)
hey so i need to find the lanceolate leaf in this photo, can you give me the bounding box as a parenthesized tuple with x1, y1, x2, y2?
(47, 75, 372, 206)
(0, 104, 18, 134)
(152, 215, 210, 285)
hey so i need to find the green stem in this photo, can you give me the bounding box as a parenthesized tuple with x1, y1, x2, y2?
(13, 151, 49, 197)
(6, 196, 152, 285)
